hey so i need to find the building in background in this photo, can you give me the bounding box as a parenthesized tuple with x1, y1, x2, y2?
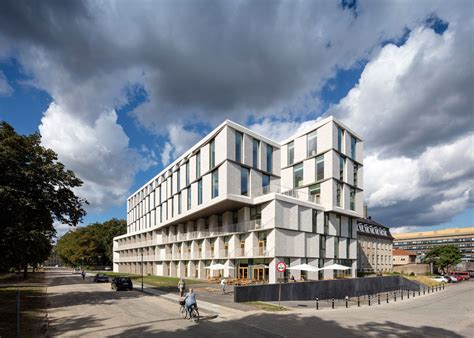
(357, 217, 393, 274)
(113, 116, 364, 283)
(44, 246, 64, 267)
(392, 248, 416, 266)
(393, 227, 474, 263)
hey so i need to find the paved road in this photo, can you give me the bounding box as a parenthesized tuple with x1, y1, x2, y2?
(46, 270, 473, 337)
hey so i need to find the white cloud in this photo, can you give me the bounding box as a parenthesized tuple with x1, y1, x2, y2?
(39, 103, 155, 210)
(250, 118, 320, 143)
(160, 124, 203, 165)
(389, 226, 419, 235)
(0, 71, 12, 96)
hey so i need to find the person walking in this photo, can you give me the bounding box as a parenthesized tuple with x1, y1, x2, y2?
(178, 278, 186, 297)
(81, 270, 86, 280)
(220, 278, 226, 295)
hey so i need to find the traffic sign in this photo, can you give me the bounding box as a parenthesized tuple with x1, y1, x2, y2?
(276, 261, 286, 273)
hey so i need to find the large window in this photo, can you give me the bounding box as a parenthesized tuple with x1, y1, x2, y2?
(307, 130, 317, 157)
(334, 237, 339, 259)
(211, 169, 219, 198)
(336, 183, 342, 207)
(288, 141, 294, 165)
(312, 210, 318, 233)
(187, 187, 191, 210)
(185, 161, 190, 186)
(178, 192, 181, 214)
(196, 151, 201, 178)
(350, 188, 355, 211)
(253, 138, 259, 168)
(177, 168, 181, 191)
(336, 214, 341, 234)
(337, 126, 343, 152)
(348, 218, 353, 238)
(262, 174, 270, 191)
(210, 139, 216, 169)
(241, 166, 249, 196)
(351, 136, 357, 159)
(309, 183, 321, 203)
(235, 131, 243, 163)
(250, 205, 262, 220)
(316, 155, 324, 181)
(353, 164, 358, 187)
(266, 145, 273, 172)
(340, 157, 345, 181)
(197, 179, 203, 205)
(320, 235, 326, 257)
(294, 163, 303, 187)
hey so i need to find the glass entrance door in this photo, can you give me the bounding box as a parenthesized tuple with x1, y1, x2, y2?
(238, 267, 248, 279)
(253, 267, 265, 281)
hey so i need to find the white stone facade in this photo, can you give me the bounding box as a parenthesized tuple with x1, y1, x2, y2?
(113, 116, 363, 282)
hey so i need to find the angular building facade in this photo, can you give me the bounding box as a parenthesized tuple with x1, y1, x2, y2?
(113, 116, 363, 283)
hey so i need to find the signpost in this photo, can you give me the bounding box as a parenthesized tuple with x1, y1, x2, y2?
(276, 261, 286, 308)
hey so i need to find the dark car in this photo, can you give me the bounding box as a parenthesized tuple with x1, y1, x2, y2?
(111, 277, 133, 291)
(93, 273, 110, 283)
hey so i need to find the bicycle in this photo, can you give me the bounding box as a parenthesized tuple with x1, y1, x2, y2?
(189, 304, 200, 323)
(179, 300, 199, 323)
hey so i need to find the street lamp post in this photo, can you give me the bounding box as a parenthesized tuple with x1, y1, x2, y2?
(140, 248, 144, 292)
(98, 255, 101, 269)
(81, 257, 84, 270)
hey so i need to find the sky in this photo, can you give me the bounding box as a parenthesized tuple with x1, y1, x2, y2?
(0, 0, 472, 237)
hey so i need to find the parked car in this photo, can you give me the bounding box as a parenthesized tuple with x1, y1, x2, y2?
(445, 275, 458, 283)
(104, 266, 112, 271)
(111, 277, 133, 291)
(72, 268, 81, 274)
(431, 276, 449, 283)
(469, 271, 474, 278)
(451, 271, 470, 281)
(93, 273, 110, 283)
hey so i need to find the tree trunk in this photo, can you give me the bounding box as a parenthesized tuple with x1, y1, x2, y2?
(23, 264, 28, 279)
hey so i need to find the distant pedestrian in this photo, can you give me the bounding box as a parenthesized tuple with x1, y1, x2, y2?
(178, 278, 186, 297)
(81, 270, 86, 280)
(220, 278, 226, 294)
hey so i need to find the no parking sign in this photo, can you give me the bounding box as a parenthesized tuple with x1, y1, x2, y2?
(276, 261, 286, 273)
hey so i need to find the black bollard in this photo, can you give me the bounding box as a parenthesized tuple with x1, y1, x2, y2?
(443, 284, 445, 290)
(418, 287, 421, 296)
(368, 295, 371, 306)
(345, 296, 349, 308)
(386, 292, 389, 303)
(378, 293, 380, 305)
(316, 297, 319, 310)
(332, 298, 335, 309)
(401, 289, 404, 300)
(408, 289, 410, 299)
(394, 291, 397, 302)
(413, 290, 415, 298)
(357, 296, 360, 307)
(428, 286, 430, 294)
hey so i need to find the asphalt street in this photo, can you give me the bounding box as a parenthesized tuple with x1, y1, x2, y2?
(46, 270, 474, 337)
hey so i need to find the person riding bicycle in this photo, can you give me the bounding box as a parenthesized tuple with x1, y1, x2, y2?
(183, 288, 197, 317)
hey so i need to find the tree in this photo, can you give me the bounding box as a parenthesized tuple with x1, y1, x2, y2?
(0, 122, 87, 276)
(423, 245, 462, 274)
(56, 219, 126, 267)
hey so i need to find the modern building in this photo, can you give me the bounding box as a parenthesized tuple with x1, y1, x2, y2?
(113, 116, 363, 283)
(392, 249, 416, 266)
(357, 217, 393, 274)
(393, 227, 474, 262)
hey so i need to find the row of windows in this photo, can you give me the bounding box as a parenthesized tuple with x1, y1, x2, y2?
(395, 237, 474, 246)
(235, 131, 273, 172)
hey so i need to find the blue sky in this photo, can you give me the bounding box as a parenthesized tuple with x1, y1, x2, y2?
(0, 1, 472, 236)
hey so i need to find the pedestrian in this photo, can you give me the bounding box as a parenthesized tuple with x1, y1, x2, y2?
(220, 278, 226, 294)
(81, 270, 86, 280)
(178, 278, 185, 297)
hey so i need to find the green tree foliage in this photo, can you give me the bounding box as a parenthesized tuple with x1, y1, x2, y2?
(56, 219, 126, 267)
(0, 122, 87, 276)
(423, 245, 463, 274)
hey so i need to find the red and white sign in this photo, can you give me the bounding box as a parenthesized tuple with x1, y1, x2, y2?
(276, 261, 287, 273)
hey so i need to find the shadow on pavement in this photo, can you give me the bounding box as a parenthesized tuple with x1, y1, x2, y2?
(48, 290, 146, 309)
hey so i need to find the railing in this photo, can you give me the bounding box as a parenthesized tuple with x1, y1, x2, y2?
(116, 239, 156, 251)
(260, 183, 321, 205)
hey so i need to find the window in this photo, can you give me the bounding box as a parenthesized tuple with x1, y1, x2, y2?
(348, 218, 353, 238)
(170, 198, 174, 218)
(241, 166, 249, 196)
(211, 169, 219, 198)
(177, 168, 181, 191)
(316, 155, 324, 181)
(353, 164, 358, 187)
(210, 139, 216, 169)
(334, 237, 339, 258)
(294, 163, 303, 187)
(197, 179, 203, 205)
(196, 151, 201, 178)
(312, 210, 318, 233)
(253, 138, 259, 168)
(340, 157, 345, 181)
(320, 235, 326, 257)
(351, 136, 357, 159)
(336, 214, 341, 235)
(218, 214, 223, 226)
(324, 213, 329, 234)
(262, 174, 270, 191)
(178, 193, 181, 214)
(336, 183, 342, 207)
(232, 211, 238, 224)
(350, 188, 355, 211)
(309, 184, 321, 203)
(186, 161, 190, 186)
(250, 205, 262, 221)
(337, 127, 343, 152)
(266, 145, 273, 172)
(308, 130, 317, 156)
(235, 131, 243, 163)
(288, 141, 294, 165)
(187, 187, 191, 210)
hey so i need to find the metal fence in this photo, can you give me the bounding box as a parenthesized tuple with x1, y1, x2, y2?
(234, 276, 420, 302)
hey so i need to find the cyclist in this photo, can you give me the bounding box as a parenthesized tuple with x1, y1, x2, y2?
(183, 288, 197, 318)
